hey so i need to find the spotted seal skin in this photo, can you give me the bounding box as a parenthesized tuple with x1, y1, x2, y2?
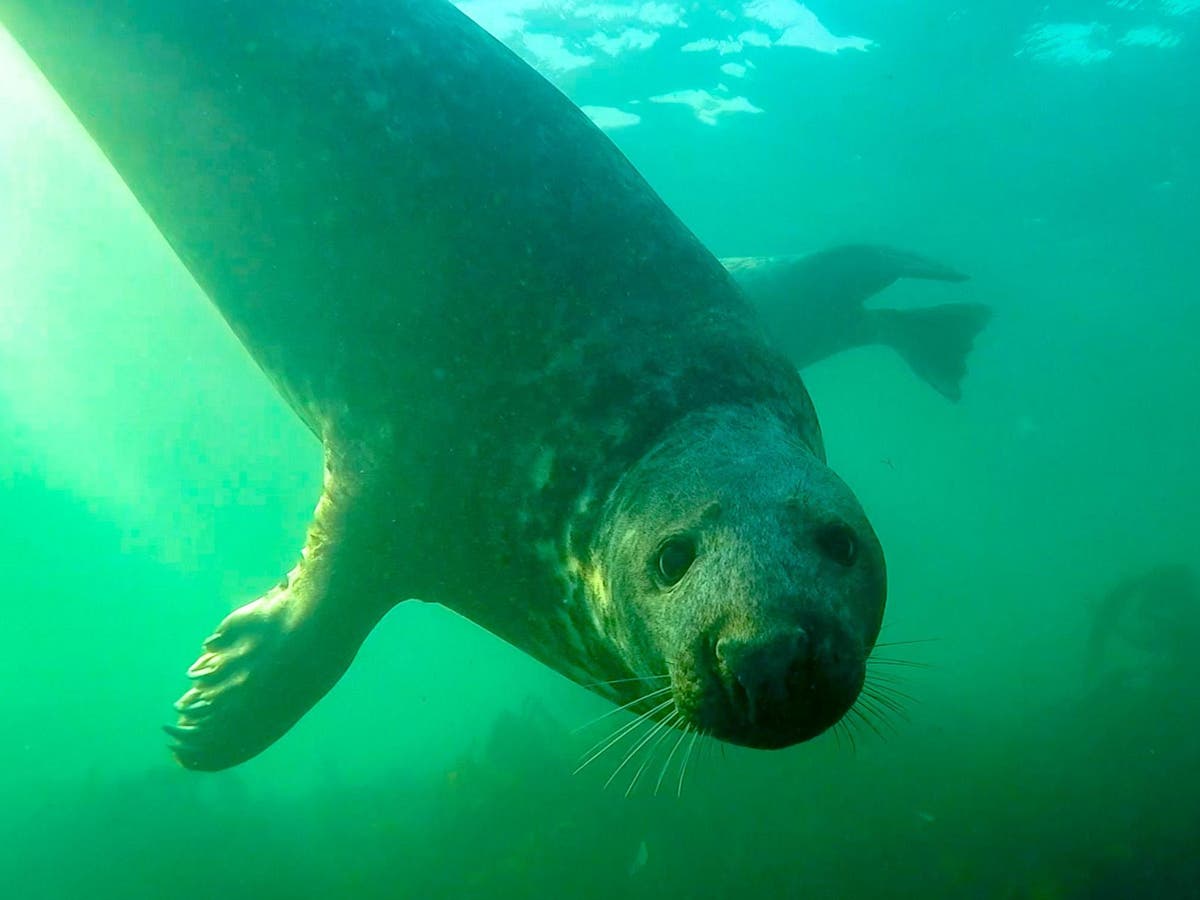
(2, 0, 886, 769)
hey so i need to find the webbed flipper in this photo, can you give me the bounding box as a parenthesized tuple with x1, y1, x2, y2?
(166, 445, 403, 771)
(870, 303, 992, 402)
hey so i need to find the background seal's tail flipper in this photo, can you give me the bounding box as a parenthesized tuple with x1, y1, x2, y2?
(870, 302, 993, 402)
(806, 245, 988, 401)
(725, 244, 989, 399)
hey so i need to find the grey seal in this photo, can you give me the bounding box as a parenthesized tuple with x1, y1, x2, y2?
(2, 0, 887, 769)
(726, 246, 990, 401)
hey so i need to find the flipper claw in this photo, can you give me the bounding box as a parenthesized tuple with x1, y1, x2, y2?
(174, 696, 214, 718)
(202, 631, 228, 650)
(164, 578, 380, 771)
(187, 653, 220, 678)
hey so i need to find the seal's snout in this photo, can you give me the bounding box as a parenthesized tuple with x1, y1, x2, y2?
(715, 617, 864, 748)
(717, 628, 812, 723)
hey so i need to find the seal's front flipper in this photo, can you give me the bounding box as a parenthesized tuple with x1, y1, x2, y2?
(871, 303, 992, 402)
(166, 449, 401, 771)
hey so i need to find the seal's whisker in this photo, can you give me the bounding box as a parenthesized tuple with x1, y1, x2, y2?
(855, 694, 900, 735)
(606, 707, 677, 791)
(704, 732, 722, 769)
(862, 678, 912, 707)
(847, 703, 887, 741)
(842, 711, 865, 745)
(655, 724, 691, 796)
(633, 715, 681, 801)
(677, 728, 701, 798)
(692, 729, 710, 773)
(866, 657, 932, 669)
(840, 720, 859, 753)
(575, 697, 675, 774)
(865, 678, 912, 696)
(860, 687, 908, 724)
(873, 638, 939, 649)
(830, 719, 845, 751)
(697, 731, 712, 769)
(691, 731, 716, 793)
(623, 710, 680, 797)
(864, 681, 907, 720)
(578, 706, 663, 771)
(852, 708, 890, 741)
(703, 731, 722, 781)
(863, 675, 919, 708)
(571, 685, 673, 734)
(863, 679, 917, 709)
(864, 681, 916, 715)
(578, 695, 674, 764)
(582, 674, 671, 689)
(856, 688, 896, 721)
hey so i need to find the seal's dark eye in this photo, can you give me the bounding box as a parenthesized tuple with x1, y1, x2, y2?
(815, 522, 858, 568)
(656, 536, 697, 587)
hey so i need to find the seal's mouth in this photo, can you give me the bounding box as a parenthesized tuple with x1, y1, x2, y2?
(679, 617, 867, 749)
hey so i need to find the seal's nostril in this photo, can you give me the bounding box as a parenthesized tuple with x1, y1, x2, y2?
(815, 522, 858, 568)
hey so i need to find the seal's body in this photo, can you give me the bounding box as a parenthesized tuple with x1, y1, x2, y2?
(3, 0, 886, 770)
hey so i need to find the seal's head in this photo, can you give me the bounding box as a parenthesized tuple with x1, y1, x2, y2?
(590, 405, 886, 749)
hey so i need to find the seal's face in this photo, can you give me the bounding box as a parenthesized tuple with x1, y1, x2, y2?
(591, 406, 886, 749)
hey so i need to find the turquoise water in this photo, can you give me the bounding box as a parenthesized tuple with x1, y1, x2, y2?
(1, 2, 1197, 897)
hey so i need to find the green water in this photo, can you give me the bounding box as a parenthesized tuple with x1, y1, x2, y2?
(1, 2, 1198, 897)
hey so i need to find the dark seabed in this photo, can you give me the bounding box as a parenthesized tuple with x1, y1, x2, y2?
(1, 1, 1198, 898)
